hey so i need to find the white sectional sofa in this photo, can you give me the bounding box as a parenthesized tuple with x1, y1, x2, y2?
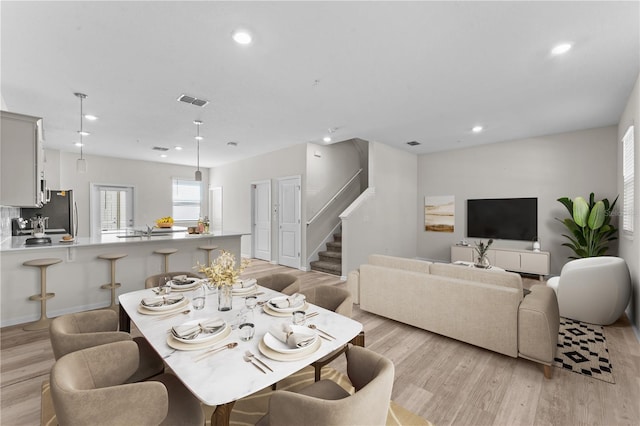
(347, 254, 559, 377)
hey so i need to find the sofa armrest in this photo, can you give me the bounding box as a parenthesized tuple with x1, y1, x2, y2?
(518, 284, 559, 365)
(346, 270, 360, 305)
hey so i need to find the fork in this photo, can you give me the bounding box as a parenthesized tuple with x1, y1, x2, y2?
(243, 355, 267, 373)
(245, 350, 274, 372)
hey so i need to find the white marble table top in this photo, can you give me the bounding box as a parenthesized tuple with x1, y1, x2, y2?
(119, 285, 363, 407)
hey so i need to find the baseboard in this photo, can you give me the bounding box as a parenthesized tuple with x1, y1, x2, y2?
(1, 301, 112, 328)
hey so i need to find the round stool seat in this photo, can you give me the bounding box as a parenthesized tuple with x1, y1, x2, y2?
(98, 253, 128, 261)
(23, 257, 62, 331)
(198, 245, 218, 265)
(198, 245, 218, 251)
(154, 248, 178, 255)
(23, 258, 62, 267)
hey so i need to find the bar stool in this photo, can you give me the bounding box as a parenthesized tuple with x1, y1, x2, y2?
(198, 245, 218, 265)
(154, 248, 177, 273)
(98, 253, 127, 310)
(23, 257, 62, 331)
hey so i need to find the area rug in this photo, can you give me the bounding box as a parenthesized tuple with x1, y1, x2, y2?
(553, 317, 615, 384)
(41, 366, 432, 426)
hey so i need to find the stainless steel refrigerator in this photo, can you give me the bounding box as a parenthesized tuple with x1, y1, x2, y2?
(20, 189, 77, 236)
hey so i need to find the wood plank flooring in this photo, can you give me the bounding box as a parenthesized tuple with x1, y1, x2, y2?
(1, 259, 639, 425)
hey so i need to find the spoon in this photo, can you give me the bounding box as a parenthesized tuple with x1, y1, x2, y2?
(308, 324, 336, 340)
(243, 355, 267, 373)
(194, 342, 238, 362)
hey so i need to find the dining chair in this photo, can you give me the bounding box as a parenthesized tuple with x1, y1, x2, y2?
(50, 340, 205, 426)
(300, 285, 353, 381)
(49, 309, 164, 383)
(257, 345, 394, 426)
(256, 273, 300, 296)
(144, 271, 201, 289)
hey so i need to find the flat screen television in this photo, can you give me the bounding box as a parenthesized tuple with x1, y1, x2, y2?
(467, 197, 537, 241)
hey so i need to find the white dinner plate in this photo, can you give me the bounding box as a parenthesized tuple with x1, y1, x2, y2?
(258, 334, 322, 361)
(171, 318, 227, 344)
(140, 294, 185, 311)
(170, 279, 201, 290)
(267, 295, 306, 313)
(137, 298, 189, 315)
(263, 325, 318, 354)
(262, 302, 309, 317)
(166, 324, 232, 351)
(231, 283, 257, 295)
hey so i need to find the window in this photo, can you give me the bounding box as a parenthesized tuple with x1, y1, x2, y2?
(89, 184, 134, 236)
(172, 178, 202, 221)
(622, 125, 634, 235)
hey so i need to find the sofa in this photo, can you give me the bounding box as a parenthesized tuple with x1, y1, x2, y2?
(347, 254, 559, 377)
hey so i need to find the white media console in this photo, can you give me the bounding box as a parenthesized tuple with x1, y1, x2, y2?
(451, 245, 549, 280)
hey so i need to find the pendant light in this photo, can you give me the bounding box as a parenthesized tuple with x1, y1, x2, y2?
(194, 120, 203, 181)
(75, 92, 88, 173)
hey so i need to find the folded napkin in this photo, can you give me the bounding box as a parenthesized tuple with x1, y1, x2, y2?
(172, 278, 196, 286)
(270, 293, 305, 309)
(141, 294, 184, 307)
(232, 278, 257, 290)
(171, 317, 225, 339)
(268, 323, 316, 348)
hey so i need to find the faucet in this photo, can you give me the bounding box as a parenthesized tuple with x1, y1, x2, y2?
(145, 225, 155, 237)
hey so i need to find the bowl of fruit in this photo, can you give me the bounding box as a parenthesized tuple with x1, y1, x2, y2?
(156, 216, 174, 228)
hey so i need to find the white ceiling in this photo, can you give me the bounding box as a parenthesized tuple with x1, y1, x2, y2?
(1, 1, 638, 168)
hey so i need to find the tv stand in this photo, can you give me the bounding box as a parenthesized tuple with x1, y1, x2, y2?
(451, 246, 549, 280)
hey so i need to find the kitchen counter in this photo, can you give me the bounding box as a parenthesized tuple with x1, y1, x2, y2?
(1, 231, 249, 327)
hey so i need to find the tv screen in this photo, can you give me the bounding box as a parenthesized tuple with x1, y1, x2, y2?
(467, 198, 537, 241)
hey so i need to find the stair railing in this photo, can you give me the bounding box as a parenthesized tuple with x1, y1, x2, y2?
(306, 168, 363, 227)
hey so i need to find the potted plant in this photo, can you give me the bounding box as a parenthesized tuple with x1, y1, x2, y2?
(556, 193, 618, 259)
(474, 239, 493, 268)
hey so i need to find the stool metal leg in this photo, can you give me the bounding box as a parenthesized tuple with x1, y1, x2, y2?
(100, 259, 121, 310)
(24, 266, 55, 331)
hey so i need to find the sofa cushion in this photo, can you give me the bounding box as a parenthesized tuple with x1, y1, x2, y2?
(368, 254, 432, 274)
(429, 263, 523, 297)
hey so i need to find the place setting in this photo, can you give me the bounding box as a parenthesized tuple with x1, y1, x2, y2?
(167, 316, 233, 351)
(169, 275, 204, 291)
(231, 278, 258, 296)
(262, 293, 309, 317)
(137, 293, 189, 315)
(258, 321, 322, 361)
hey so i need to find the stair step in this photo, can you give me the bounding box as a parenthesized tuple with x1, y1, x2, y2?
(326, 241, 342, 252)
(333, 233, 342, 243)
(310, 260, 342, 276)
(319, 250, 342, 261)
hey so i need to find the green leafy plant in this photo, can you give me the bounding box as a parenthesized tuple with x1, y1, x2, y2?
(557, 193, 618, 258)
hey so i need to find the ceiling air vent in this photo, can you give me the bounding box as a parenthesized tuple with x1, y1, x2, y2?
(152, 146, 169, 151)
(406, 141, 421, 146)
(177, 94, 209, 108)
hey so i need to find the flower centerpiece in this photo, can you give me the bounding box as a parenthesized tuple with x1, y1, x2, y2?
(474, 239, 493, 268)
(197, 250, 250, 311)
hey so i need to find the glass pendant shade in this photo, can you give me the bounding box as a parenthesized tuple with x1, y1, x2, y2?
(195, 169, 202, 181)
(76, 157, 87, 173)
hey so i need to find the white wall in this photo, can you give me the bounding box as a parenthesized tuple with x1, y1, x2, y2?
(209, 144, 307, 260)
(53, 151, 209, 236)
(342, 141, 418, 274)
(617, 72, 640, 332)
(417, 126, 618, 275)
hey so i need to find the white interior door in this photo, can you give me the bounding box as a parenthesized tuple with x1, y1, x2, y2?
(209, 186, 223, 234)
(278, 176, 301, 269)
(90, 183, 134, 237)
(252, 180, 271, 261)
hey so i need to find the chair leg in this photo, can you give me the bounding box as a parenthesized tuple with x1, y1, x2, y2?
(315, 364, 321, 382)
(543, 364, 553, 379)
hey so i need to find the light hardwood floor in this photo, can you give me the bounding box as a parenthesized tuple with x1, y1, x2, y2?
(1, 259, 639, 425)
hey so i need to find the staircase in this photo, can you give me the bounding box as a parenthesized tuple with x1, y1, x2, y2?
(310, 233, 342, 276)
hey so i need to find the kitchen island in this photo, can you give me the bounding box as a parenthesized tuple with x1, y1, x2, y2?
(0, 231, 247, 327)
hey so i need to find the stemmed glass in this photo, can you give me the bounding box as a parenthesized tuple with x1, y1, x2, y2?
(244, 295, 258, 323)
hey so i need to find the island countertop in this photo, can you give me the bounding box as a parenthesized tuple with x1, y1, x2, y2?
(0, 230, 248, 252)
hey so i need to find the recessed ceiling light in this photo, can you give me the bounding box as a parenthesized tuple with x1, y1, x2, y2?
(74, 142, 83, 147)
(84, 114, 98, 121)
(174, 146, 183, 151)
(195, 136, 203, 141)
(323, 136, 332, 143)
(160, 154, 167, 158)
(472, 125, 483, 133)
(78, 130, 90, 136)
(551, 43, 572, 55)
(232, 29, 252, 45)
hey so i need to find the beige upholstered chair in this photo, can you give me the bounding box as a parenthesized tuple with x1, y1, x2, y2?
(256, 273, 300, 296)
(300, 286, 353, 381)
(547, 256, 631, 325)
(145, 271, 201, 289)
(258, 346, 394, 426)
(49, 309, 164, 383)
(50, 341, 204, 426)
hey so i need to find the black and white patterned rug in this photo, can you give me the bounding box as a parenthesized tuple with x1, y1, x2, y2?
(553, 317, 615, 383)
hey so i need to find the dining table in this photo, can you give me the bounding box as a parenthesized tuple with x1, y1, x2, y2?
(118, 281, 364, 426)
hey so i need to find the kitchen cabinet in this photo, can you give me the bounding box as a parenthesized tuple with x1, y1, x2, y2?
(0, 111, 46, 207)
(451, 245, 549, 280)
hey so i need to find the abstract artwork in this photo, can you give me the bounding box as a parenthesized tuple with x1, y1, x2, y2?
(425, 195, 454, 232)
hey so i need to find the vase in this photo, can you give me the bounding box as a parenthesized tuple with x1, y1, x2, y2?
(218, 285, 233, 311)
(475, 255, 491, 269)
